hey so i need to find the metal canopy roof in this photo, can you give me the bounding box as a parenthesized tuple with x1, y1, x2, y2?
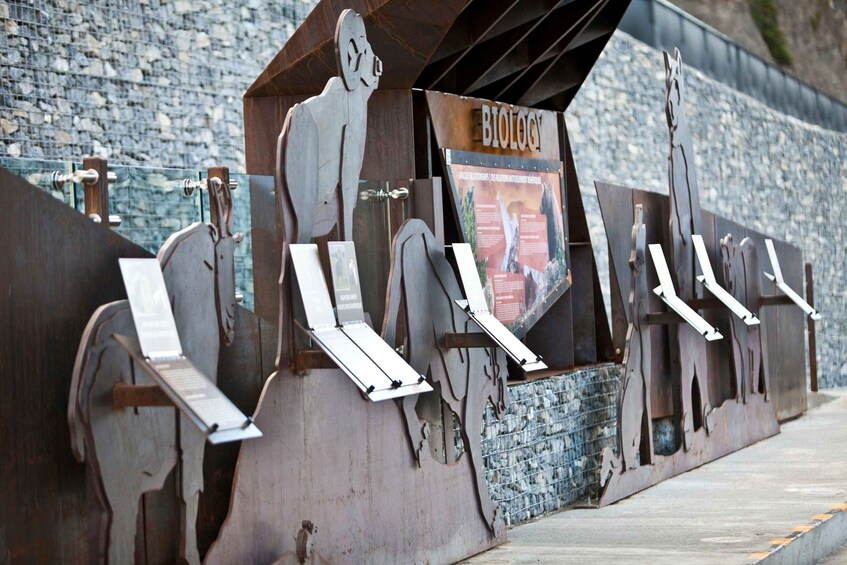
(247, 0, 631, 111)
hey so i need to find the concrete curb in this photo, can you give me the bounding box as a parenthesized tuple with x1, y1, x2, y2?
(750, 503, 847, 564)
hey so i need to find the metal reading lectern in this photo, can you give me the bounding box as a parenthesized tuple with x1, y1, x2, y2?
(290, 243, 433, 401)
(118, 258, 261, 444)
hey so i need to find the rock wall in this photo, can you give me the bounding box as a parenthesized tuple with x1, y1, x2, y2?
(2, 4, 843, 385)
(481, 365, 620, 525)
(0, 0, 316, 167)
(2, 0, 843, 532)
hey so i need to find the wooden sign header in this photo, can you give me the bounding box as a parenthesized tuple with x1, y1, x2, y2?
(426, 91, 560, 161)
(478, 102, 544, 153)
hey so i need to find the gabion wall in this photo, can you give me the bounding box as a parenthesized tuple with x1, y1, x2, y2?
(0, 0, 316, 168)
(2, 5, 843, 385)
(481, 365, 621, 525)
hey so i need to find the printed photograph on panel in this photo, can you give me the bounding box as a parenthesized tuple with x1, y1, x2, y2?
(445, 150, 569, 337)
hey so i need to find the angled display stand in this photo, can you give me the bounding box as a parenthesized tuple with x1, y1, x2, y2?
(692, 234, 760, 325)
(764, 239, 822, 320)
(451, 243, 548, 372)
(648, 243, 723, 341)
(289, 243, 432, 401)
(118, 259, 261, 444)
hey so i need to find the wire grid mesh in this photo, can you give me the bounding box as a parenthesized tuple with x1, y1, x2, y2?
(477, 365, 621, 526)
(0, 156, 258, 311)
(0, 0, 317, 167)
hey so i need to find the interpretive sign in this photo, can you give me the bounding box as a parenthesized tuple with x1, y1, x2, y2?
(452, 243, 547, 373)
(647, 245, 722, 341)
(328, 240, 365, 324)
(443, 149, 569, 337)
(290, 244, 433, 401)
(119, 258, 261, 444)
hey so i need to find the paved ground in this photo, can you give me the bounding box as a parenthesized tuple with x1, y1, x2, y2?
(465, 390, 847, 564)
(823, 544, 847, 564)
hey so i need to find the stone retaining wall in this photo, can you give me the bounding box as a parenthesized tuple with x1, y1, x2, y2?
(481, 365, 621, 526)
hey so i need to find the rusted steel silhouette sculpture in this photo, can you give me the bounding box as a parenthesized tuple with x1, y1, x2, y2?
(274, 8, 382, 371)
(601, 206, 653, 478)
(383, 219, 508, 535)
(721, 235, 769, 403)
(276, 8, 381, 247)
(665, 48, 714, 447)
(595, 50, 783, 506)
(205, 10, 505, 563)
(68, 175, 237, 564)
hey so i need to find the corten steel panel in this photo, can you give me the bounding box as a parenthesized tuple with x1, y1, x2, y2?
(203, 369, 505, 564)
(244, 90, 416, 180)
(634, 188, 674, 419)
(425, 90, 561, 162)
(596, 183, 787, 506)
(0, 167, 151, 563)
(245, 0, 631, 113)
(246, 0, 466, 96)
(596, 182, 808, 425)
(712, 215, 750, 404)
(765, 237, 807, 420)
(197, 306, 269, 558)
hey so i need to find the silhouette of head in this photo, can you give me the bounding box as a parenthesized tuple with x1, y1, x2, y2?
(335, 9, 382, 93)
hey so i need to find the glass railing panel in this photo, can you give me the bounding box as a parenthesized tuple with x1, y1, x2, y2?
(0, 157, 80, 209)
(110, 165, 203, 254)
(2, 158, 257, 313)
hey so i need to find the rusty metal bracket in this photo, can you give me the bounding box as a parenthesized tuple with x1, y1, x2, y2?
(758, 294, 794, 307)
(443, 332, 495, 349)
(112, 383, 172, 409)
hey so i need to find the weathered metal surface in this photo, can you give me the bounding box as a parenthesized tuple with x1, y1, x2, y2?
(205, 222, 507, 559)
(764, 239, 822, 320)
(600, 205, 654, 479)
(0, 166, 151, 564)
(206, 9, 507, 560)
(277, 9, 381, 246)
(68, 168, 240, 563)
(720, 235, 769, 403)
(594, 50, 806, 506)
(246, 0, 630, 112)
(82, 156, 112, 227)
(664, 49, 714, 448)
(806, 262, 818, 392)
(383, 219, 509, 534)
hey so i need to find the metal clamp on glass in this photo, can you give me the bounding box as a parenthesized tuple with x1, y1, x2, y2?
(359, 182, 409, 202)
(51, 168, 117, 190)
(182, 176, 238, 196)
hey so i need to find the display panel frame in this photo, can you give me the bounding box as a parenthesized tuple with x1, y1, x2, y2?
(441, 148, 571, 338)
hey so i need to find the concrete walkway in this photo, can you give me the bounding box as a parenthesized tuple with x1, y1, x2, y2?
(465, 390, 847, 564)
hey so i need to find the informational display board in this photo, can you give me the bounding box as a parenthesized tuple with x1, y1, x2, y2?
(443, 149, 569, 337)
(452, 244, 547, 373)
(119, 259, 262, 444)
(327, 240, 365, 324)
(290, 244, 433, 401)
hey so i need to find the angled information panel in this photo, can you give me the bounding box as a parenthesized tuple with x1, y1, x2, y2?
(290, 244, 432, 401)
(692, 234, 760, 325)
(451, 243, 547, 372)
(119, 259, 262, 444)
(764, 239, 821, 320)
(648, 244, 723, 341)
